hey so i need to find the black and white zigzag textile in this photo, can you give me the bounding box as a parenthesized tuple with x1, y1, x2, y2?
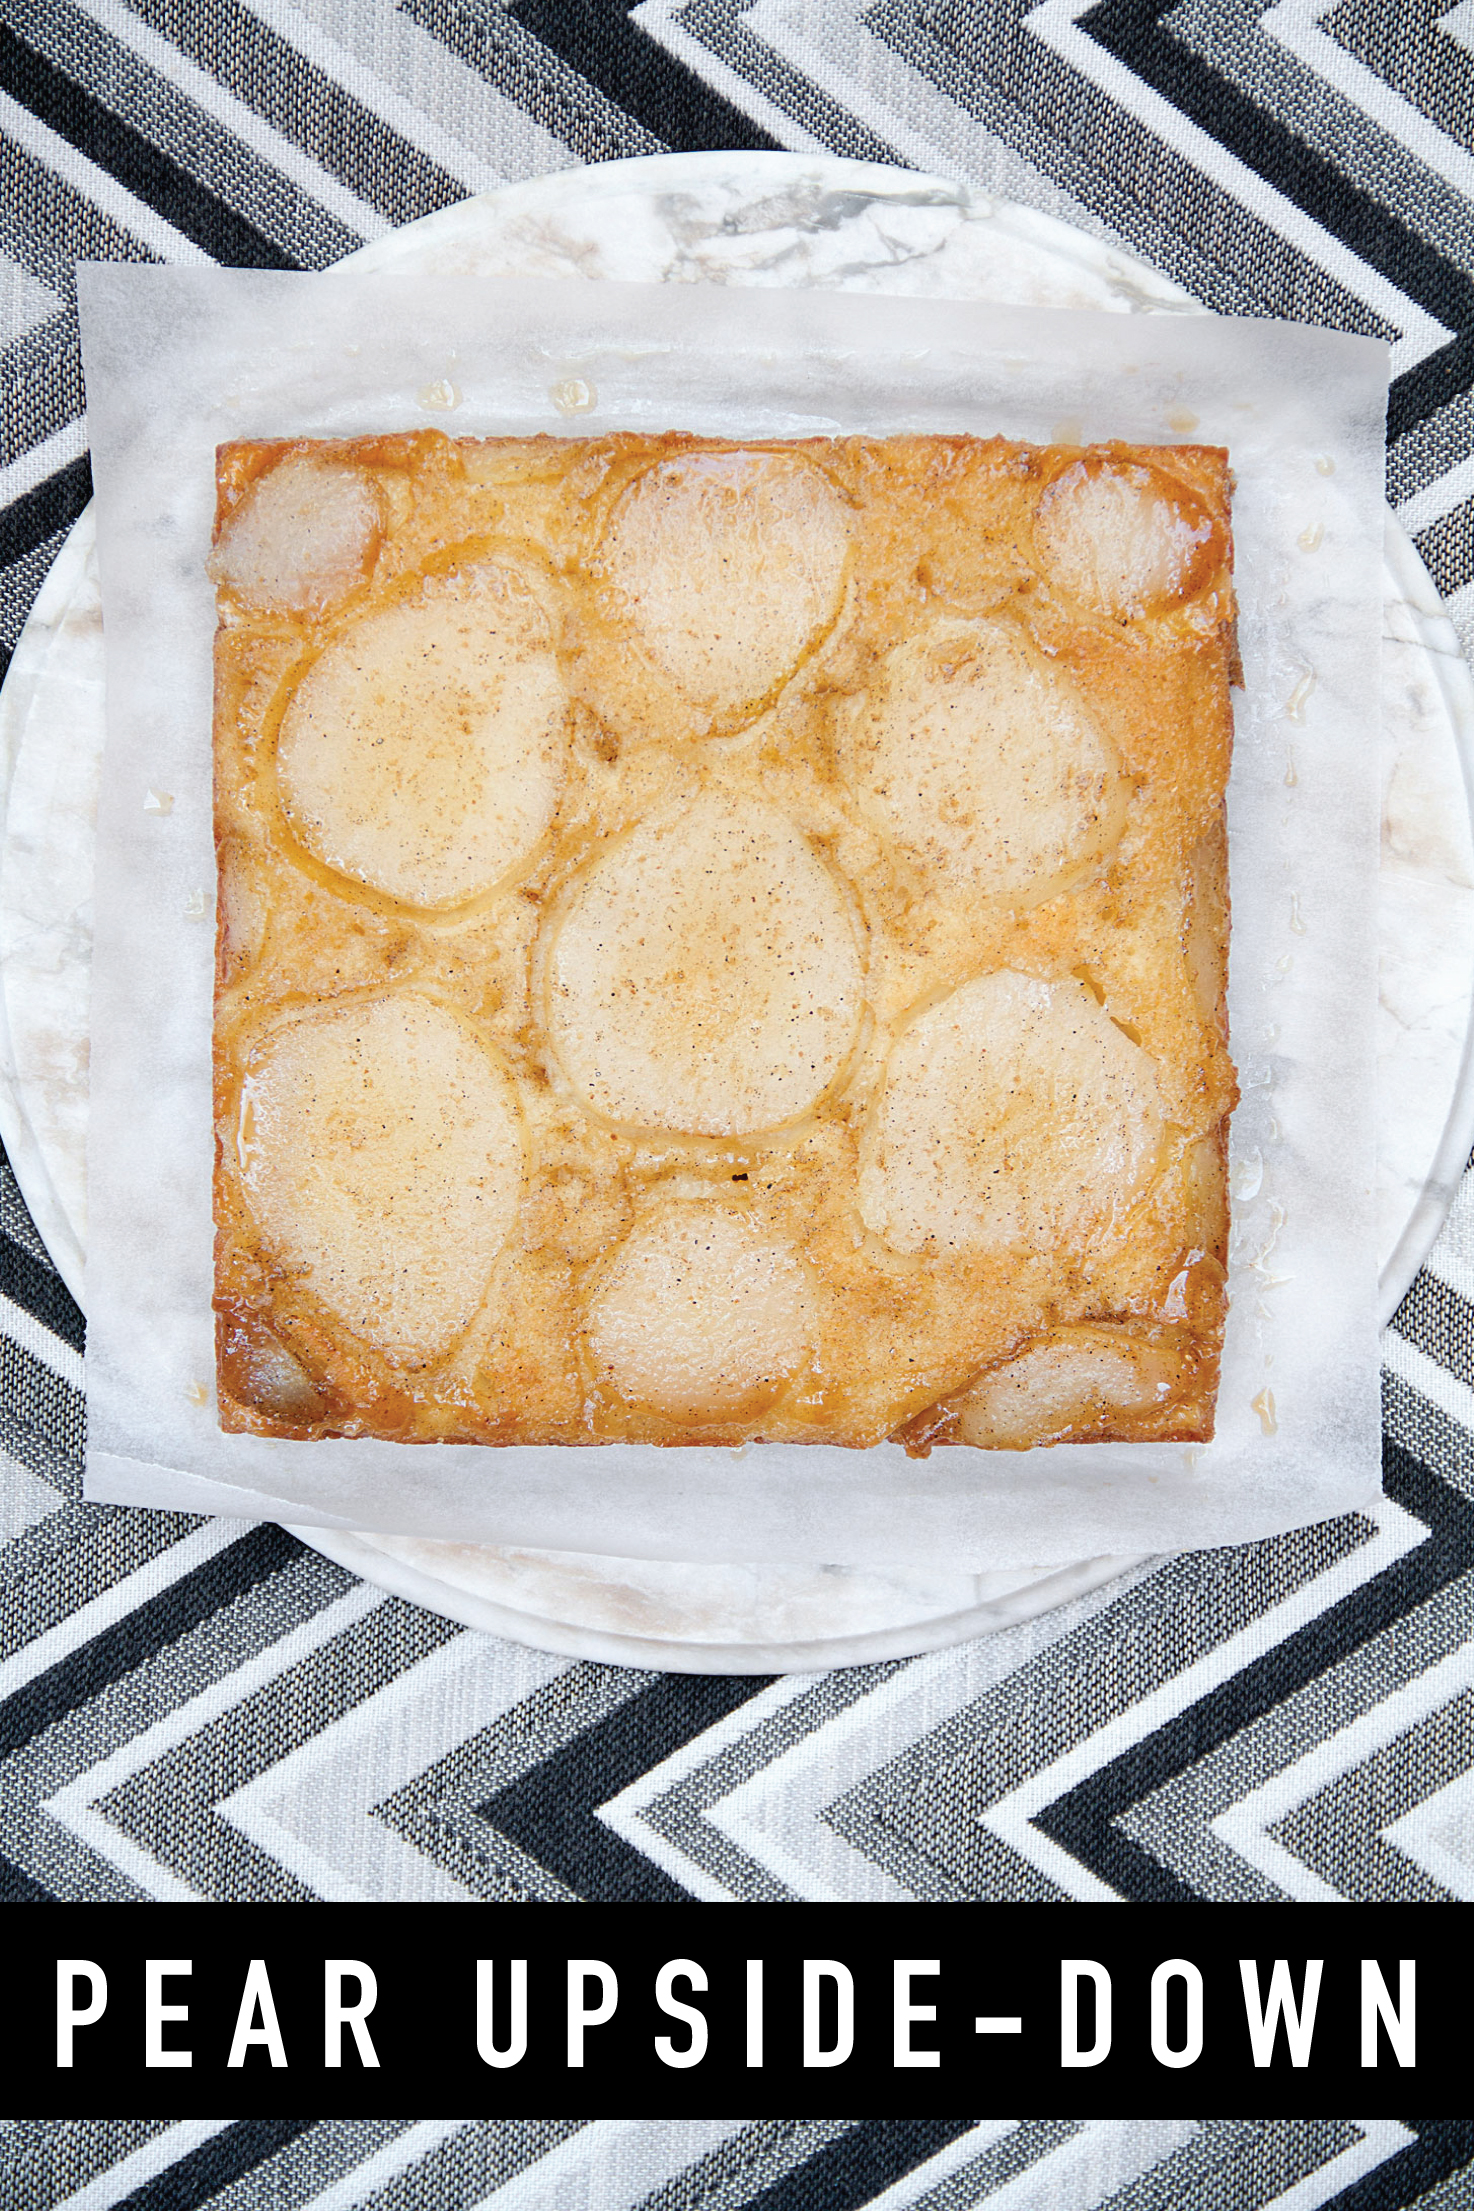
(3, 0, 1474, 1989)
(5, 2120, 1474, 2211)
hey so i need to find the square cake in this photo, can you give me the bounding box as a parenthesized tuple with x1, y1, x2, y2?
(210, 431, 1237, 1450)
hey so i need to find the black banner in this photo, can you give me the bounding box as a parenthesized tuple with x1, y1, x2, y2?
(18, 1903, 1471, 2112)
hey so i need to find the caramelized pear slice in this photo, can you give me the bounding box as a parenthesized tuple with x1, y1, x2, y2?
(238, 994, 521, 1365)
(278, 567, 565, 911)
(584, 1204, 815, 1421)
(211, 456, 379, 614)
(597, 449, 850, 715)
(1035, 457, 1219, 619)
(957, 1327, 1184, 1448)
(842, 617, 1128, 908)
(860, 969, 1166, 1256)
(545, 795, 864, 1137)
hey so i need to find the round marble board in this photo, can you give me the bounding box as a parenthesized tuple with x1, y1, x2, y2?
(4, 152, 1473, 1671)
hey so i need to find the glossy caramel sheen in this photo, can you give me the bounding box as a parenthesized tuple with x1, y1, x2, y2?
(212, 431, 1237, 1449)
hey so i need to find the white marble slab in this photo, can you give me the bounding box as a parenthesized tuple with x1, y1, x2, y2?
(0, 521, 99, 1300)
(351, 152, 1200, 316)
(1377, 524, 1474, 1304)
(4, 151, 1472, 1667)
(304, 1530, 1144, 1674)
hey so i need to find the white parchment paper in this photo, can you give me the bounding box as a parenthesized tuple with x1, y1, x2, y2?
(76, 267, 1388, 1567)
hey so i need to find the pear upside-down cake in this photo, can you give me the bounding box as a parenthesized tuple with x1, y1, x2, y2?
(210, 430, 1237, 1451)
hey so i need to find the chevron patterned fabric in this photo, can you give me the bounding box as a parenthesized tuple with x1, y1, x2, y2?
(2, 5, 1474, 2190)
(5, 2121, 1474, 2211)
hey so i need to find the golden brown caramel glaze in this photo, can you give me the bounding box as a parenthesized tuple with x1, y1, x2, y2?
(212, 431, 1237, 1448)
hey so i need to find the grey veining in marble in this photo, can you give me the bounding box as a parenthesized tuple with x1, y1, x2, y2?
(354, 156, 1201, 317)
